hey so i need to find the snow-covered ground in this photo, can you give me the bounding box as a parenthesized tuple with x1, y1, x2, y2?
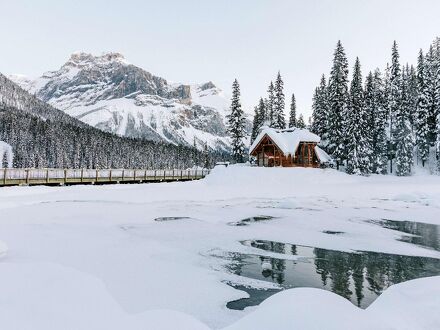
(0, 166, 439, 329)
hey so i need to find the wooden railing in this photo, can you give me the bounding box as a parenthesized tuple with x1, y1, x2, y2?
(0, 168, 210, 187)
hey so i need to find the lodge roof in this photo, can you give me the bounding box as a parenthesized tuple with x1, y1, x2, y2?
(249, 127, 321, 156)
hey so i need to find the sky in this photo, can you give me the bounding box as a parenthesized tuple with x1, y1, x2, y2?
(1, 0, 439, 118)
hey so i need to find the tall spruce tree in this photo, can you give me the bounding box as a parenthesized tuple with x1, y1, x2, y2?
(388, 41, 402, 173)
(370, 69, 388, 174)
(251, 105, 262, 144)
(288, 93, 297, 128)
(395, 67, 414, 176)
(297, 114, 306, 128)
(272, 72, 286, 129)
(407, 65, 419, 129)
(416, 50, 430, 166)
(266, 82, 275, 126)
(425, 45, 440, 146)
(311, 75, 329, 140)
(258, 98, 267, 125)
(227, 79, 246, 162)
(327, 40, 349, 168)
(363, 70, 388, 174)
(346, 58, 370, 175)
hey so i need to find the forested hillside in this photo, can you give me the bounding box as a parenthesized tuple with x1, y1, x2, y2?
(0, 74, 224, 169)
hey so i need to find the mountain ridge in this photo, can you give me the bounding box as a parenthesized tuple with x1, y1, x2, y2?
(11, 52, 250, 151)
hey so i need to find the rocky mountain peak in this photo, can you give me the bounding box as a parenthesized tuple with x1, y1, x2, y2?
(64, 52, 128, 69)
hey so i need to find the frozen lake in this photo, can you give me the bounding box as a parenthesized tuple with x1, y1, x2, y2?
(1, 166, 440, 329)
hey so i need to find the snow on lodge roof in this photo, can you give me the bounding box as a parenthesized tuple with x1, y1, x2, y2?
(250, 127, 321, 157)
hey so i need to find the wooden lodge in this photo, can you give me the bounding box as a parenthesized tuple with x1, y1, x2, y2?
(249, 127, 332, 168)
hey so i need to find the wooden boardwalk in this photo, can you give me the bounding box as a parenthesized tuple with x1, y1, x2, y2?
(0, 168, 210, 187)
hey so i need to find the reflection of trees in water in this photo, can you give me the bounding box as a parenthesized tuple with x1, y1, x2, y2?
(349, 253, 365, 307)
(233, 239, 440, 308)
(250, 241, 287, 284)
(313, 247, 440, 306)
(314, 248, 353, 301)
(230, 253, 244, 276)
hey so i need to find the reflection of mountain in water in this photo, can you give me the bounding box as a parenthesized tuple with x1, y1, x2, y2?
(226, 240, 440, 310)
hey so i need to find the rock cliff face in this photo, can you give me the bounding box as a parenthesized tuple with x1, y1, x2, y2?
(11, 52, 250, 151)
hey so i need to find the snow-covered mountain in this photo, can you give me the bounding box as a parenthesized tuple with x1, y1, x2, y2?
(11, 52, 247, 151)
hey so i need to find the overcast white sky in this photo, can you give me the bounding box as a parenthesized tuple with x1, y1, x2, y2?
(1, 0, 439, 117)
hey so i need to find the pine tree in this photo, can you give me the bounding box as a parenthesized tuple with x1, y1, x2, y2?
(346, 58, 370, 175)
(311, 75, 328, 140)
(425, 45, 440, 146)
(327, 40, 349, 168)
(203, 142, 210, 168)
(272, 72, 286, 129)
(407, 65, 419, 128)
(251, 106, 261, 144)
(258, 98, 267, 125)
(266, 82, 275, 126)
(288, 93, 297, 128)
(251, 104, 262, 144)
(416, 50, 430, 166)
(388, 41, 402, 173)
(227, 79, 246, 163)
(395, 67, 414, 176)
(364, 70, 388, 174)
(297, 114, 306, 128)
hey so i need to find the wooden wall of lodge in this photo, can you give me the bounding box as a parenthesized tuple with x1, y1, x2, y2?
(254, 141, 319, 168)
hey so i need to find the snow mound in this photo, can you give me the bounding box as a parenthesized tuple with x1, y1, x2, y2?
(224, 276, 440, 330)
(224, 288, 374, 330)
(0, 261, 439, 329)
(0, 262, 209, 330)
(367, 276, 440, 330)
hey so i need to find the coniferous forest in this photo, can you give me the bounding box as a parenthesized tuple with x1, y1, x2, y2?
(311, 39, 440, 176)
(248, 38, 440, 176)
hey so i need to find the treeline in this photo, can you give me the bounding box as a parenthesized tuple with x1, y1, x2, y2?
(0, 106, 225, 169)
(311, 39, 440, 176)
(0, 74, 226, 169)
(250, 72, 307, 144)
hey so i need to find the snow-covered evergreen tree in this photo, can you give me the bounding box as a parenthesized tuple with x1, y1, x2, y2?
(424, 45, 440, 146)
(258, 98, 267, 125)
(266, 82, 275, 126)
(251, 105, 262, 144)
(311, 75, 329, 140)
(227, 79, 246, 163)
(346, 58, 370, 175)
(251, 98, 267, 143)
(395, 68, 414, 176)
(327, 40, 349, 168)
(297, 114, 306, 128)
(388, 41, 402, 173)
(272, 72, 286, 129)
(416, 50, 430, 166)
(370, 69, 388, 174)
(288, 93, 297, 128)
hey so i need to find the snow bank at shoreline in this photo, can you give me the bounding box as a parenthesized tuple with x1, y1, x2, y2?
(0, 263, 437, 330)
(225, 276, 440, 330)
